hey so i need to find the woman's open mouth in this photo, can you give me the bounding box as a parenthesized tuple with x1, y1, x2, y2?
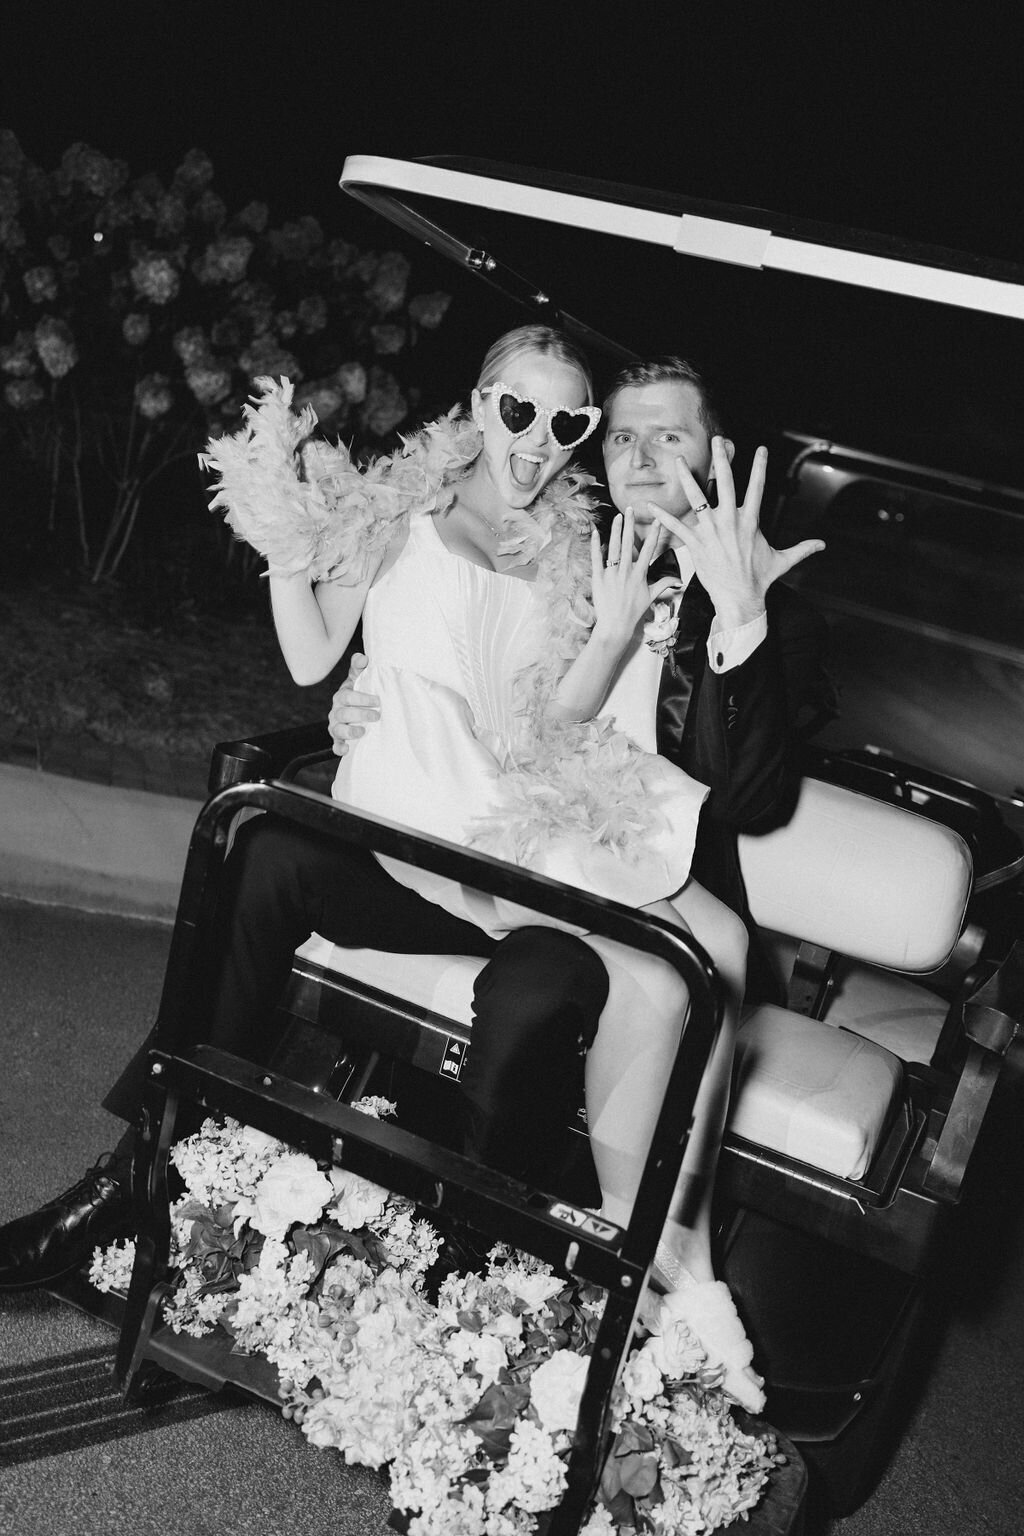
(510, 451, 544, 490)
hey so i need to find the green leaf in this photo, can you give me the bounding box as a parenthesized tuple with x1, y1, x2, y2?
(459, 1380, 531, 1460)
(176, 1199, 216, 1223)
(619, 1451, 659, 1499)
(616, 1420, 656, 1456)
(291, 1228, 334, 1280)
(662, 1436, 693, 1470)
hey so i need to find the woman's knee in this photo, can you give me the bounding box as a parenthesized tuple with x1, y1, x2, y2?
(675, 887, 749, 993)
(595, 939, 691, 1037)
(716, 904, 749, 981)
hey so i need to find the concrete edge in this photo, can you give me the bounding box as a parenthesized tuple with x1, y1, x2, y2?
(0, 762, 203, 924)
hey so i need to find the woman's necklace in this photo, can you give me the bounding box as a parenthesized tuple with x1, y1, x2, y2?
(457, 494, 506, 544)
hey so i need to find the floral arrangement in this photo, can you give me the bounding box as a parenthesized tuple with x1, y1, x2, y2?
(91, 1106, 782, 1534)
(0, 131, 451, 580)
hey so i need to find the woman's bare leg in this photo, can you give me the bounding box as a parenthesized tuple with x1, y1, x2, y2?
(582, 887, 764, 1411)
(581, 926, 691, 1233)
(583, 887, 746, 1282)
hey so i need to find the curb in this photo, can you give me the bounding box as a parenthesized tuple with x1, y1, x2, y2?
(0, 762, 203, 923)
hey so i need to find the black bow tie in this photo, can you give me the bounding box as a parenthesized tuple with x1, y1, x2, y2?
(648, 549, 680, 583)
(649, 561, 713, 672)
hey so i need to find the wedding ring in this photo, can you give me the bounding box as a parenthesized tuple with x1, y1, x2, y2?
(691, 502, 711, 514)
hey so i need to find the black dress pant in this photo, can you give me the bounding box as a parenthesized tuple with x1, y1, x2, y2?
(104, 814, 608, 1187)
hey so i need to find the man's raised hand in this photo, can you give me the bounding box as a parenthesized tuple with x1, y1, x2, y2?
(649, 438, 825, 629)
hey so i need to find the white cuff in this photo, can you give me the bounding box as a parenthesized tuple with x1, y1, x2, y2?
(707, 610, 768, 673)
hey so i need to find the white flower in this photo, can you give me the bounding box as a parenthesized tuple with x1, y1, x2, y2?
(643, 594, 681, 657)
(130, 254, 180, 305)
(23, 265, 58, 303)
(409, 292, 451, 331)
(445, 1328, 508, 1390)
(360, 368, 407, 436)
(642, 1317, 707, 1380)
(498, 1264, 564, 1315)
(171, 325, 208, 366)
(328, 1167, 388, 1230)
(529, 1349, 589, 1434)
(170, 1116, 282, 1207)
(237, 1124, 281, 1156)
(91, 1112, 778, 1534)
(134, 372, 174, 420)
(186, 363, 232, 406)
(580, 1507, 617, 1535)
(621, 1346, 663, 1405)
(88, 1238, 136, 1294)
(371, 322, 405, 356)
(194, 234, 253, 285)
(122, 312, 150, 346)
(352, 1094, 396, 1120)
(488, 1417, 567, 1514)
(483, 1309, 523, 1348)
(335, 360, 367, 403)
(298, 295, 327, 333)
(242, 1152, 333, 1240)
(4, 377, 44, 409)
(367, 251, 410, 313)
(34, 316, 77, 379)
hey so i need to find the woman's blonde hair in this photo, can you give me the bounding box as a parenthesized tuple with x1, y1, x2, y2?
(476, 325, 594, 403)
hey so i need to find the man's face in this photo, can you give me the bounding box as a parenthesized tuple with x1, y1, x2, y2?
(602, 381, 714, 542)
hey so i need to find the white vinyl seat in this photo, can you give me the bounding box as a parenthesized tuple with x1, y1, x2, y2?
(729, 1007, 904, 1180)
(729, 777, 972, 1180)
(294, 778, 973, 1187)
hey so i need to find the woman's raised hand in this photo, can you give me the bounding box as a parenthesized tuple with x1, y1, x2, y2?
(589, 508, 682, 650)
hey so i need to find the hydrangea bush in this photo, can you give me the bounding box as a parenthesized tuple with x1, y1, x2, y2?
(91, 1106, 782, 1534)
(0, 132, 451, 580)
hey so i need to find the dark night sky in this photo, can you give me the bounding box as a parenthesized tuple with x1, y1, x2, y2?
(5, 2, 1024, 474)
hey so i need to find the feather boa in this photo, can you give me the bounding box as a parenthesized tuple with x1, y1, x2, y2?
(202, 379, 671, 867)
(201, 377, 588, 583)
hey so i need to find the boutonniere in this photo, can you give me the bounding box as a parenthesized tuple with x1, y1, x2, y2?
(643, 588, 683, 656)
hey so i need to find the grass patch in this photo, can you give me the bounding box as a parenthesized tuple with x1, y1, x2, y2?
(0, 580, 347, 761)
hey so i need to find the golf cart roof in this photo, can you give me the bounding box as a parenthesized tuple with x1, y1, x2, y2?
(340, 154, 1024, 350)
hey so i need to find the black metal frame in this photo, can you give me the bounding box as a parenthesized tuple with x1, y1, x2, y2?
(114, 749, 724, 1536)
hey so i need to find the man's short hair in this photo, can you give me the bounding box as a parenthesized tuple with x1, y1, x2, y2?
(603, 356, 725, 439)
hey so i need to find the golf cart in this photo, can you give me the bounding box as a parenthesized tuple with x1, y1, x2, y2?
(110, 156, 1024, 1531)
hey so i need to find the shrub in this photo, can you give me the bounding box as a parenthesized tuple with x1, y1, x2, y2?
(0, 132, 451, 584)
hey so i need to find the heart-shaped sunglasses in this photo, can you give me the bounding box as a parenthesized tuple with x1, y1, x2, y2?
(480, 383, 602, 451)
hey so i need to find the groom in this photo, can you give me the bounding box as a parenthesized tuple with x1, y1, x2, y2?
(0, 355, 833, 1289)
(329, 354, 833, 1167)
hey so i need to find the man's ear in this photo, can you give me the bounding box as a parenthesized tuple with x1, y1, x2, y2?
(470, 388, 485, 431)
(705, 437, 736, 484)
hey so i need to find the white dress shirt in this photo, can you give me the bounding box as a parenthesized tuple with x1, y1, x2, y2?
(601, 546, 768, 753)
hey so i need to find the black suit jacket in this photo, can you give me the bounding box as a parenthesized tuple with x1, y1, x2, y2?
(655, 576, 836, 998)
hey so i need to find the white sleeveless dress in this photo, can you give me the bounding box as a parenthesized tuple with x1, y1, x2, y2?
(332, 508, 708, 937)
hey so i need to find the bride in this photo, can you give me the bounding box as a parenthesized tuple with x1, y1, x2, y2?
(204, 323, 764, 1411)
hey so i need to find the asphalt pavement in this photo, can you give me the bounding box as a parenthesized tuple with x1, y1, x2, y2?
(0, 893, 395, 1536)
(1, 750, 1023, 1535)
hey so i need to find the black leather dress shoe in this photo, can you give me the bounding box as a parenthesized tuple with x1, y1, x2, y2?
(0, 1154, 133, 1289)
